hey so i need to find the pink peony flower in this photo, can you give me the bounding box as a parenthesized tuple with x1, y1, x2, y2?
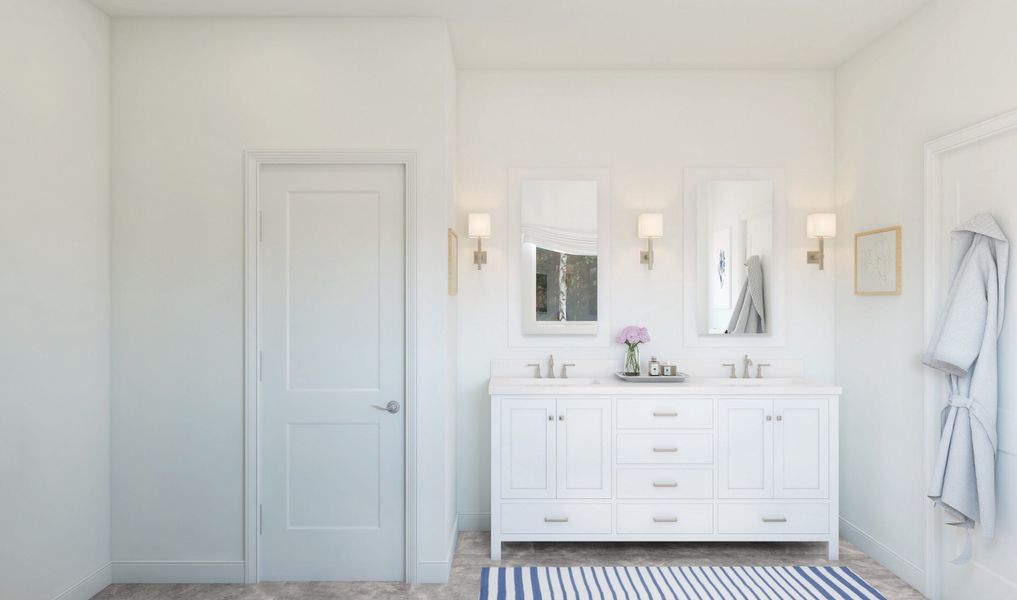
(615, 325, 650, 346)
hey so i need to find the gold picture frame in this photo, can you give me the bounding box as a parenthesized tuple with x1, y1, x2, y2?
(448, 228, 459, 296)
(854, 225, 901, 296)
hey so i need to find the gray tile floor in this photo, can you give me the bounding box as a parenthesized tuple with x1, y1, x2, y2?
(92, 532, 924, 599)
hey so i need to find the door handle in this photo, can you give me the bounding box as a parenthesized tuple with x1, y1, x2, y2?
(371, 401, 401, 414)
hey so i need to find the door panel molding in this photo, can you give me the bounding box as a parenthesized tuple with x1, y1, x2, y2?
(244, 150, 419, 584)
(924, 109, 1017, 599)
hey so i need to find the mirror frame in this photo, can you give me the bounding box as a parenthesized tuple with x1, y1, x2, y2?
(682, 167, 786, 347)
(507, 167, 612, 347)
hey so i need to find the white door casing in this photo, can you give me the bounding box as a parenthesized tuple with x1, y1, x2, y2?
(254, 159, 407, 582)
(925, 110, 1017, 600)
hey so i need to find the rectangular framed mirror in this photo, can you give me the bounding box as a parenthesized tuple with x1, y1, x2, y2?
(508, 168, 611, 345)
(683, 167, 785, 347)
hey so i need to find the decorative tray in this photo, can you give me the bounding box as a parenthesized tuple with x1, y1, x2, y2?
(614, 372, 688, 383)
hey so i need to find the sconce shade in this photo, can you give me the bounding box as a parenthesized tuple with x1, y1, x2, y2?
(807, 213, 837, 238)
(468, 213, 491, 239)
(638, 213, 664, 239)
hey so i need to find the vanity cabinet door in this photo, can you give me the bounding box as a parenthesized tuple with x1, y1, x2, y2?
(718, 398, 773, 498)
(500, 398, 556, 499)
(774, 398, 829, 499)
(556, 398, 611, 499)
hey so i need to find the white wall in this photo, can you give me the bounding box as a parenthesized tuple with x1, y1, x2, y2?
(0, 1, 111, 599)
(835, 0, 1017, 593)
(456, 70, 836, 528)
(111, 17, 458, 582)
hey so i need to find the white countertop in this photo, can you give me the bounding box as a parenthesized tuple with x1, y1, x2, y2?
(488, 375, 842, 396)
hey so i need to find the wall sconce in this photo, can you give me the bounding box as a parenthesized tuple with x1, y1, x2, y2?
(806, 213, 837, 270)
(638, 213, 664, 270)
(468, 213, 491, 270)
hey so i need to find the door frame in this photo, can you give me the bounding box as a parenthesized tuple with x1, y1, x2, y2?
(923, 108, 1017, 599)
(243, 150, 419, 584)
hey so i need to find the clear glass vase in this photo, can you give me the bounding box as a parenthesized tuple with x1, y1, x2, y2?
(624, 344, 640, 375)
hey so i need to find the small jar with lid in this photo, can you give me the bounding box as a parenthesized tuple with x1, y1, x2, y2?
(648, 356, 661, 376)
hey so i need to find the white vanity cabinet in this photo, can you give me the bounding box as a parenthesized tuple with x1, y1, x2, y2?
(490, 381, 840, 561)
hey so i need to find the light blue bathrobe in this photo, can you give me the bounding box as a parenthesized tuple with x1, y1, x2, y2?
(924, 213, 1008, 540)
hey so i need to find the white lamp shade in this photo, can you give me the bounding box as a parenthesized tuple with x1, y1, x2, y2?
(807, 213, 837, 238)
(468, 213, 491, 238)
(638, 213, 664, 239)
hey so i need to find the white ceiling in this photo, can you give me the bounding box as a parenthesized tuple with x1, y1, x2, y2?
(88, 0, 929, 69)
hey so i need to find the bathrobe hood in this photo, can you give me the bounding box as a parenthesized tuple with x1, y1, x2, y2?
(925, 213, 1008, 539)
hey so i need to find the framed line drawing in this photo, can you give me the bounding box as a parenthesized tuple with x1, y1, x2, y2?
(855, 225, 901, 295)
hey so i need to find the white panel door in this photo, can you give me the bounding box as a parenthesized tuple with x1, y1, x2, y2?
(260, 163, 405, 581)
(500, 398, 556, 499)
(774, 398, 829, 499)
(556, 398, 611, 499)
(718, 398, 773, 498)
(935, 124, 1017, 600)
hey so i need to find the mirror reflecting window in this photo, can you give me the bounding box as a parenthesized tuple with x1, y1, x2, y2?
(509, 169, 610, 342)
(522, 180, 599, 325)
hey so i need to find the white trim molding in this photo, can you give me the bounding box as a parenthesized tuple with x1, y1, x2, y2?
(458, 511, 492, 532)
(244, 150, 420, 584)
(923, 107, 1017, 600)
(111, 561, 245, 584)
(417, 514, 460, 584)
(52, 563, 112, 600)
(840, 518, 925, 592)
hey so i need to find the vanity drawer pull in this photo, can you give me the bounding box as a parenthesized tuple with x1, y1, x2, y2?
(652, 447, 678, 453)
(544, 516, 569, 523)
(653, 516, 678, 523)
(652, 481, 678, 488)
(653, 411, 678, 417)
(761, 516, 788, 523)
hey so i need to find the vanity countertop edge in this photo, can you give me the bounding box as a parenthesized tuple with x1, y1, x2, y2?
(488, 377, 842, 396)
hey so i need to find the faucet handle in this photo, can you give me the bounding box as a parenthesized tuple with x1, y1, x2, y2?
(721, 363, 737, 379)
(756, 363, 771, 379)
(526, 363, 542, 379)
(561, 363, 576, 379)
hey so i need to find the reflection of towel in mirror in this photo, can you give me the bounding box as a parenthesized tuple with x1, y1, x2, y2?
(727, 255, 766, 334)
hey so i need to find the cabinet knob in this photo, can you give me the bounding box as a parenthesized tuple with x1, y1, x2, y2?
(776, 415, 783, 421)
(559, 415, 565, 421)
(548, 415, 554, 421)
(766, 415, 773, 421)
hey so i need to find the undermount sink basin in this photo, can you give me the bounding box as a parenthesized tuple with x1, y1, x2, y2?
(503, 377, 601, 386)
(704, 377, 795, 386)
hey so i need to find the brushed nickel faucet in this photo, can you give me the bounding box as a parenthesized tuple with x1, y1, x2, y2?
(561, 362, 576, 379)
(721, 362, 737, 378)
(547, 355, 556, 379)
(742, 354, 753, 379)
(527, 362, 542, 379)
(756, 362, 771, 378)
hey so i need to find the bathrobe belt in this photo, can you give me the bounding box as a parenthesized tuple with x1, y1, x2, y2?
(945, 393, 998, 452)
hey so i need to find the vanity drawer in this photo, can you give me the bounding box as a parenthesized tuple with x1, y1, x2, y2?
(616, 433, 713, 465)
(718, 503, 829, 534)
(500, 503, 612, 534)
(616, 503, 713, 534)
(616, 468, 713, 499)
(616, 397, 713, 429)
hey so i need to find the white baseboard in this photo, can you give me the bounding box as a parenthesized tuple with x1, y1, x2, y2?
(416, 514, 459, 584)
(112, 560, 245, 584)
(458, 511, 490, 532)
(840, 517, 926, 594)
(53, 562, 112, 600)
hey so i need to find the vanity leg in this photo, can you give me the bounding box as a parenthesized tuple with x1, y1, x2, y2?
(491, 535, 502, 561)
(827, 536, 840, 561)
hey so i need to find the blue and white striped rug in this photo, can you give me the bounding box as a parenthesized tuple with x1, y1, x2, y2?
(479, 566, 887, 599)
